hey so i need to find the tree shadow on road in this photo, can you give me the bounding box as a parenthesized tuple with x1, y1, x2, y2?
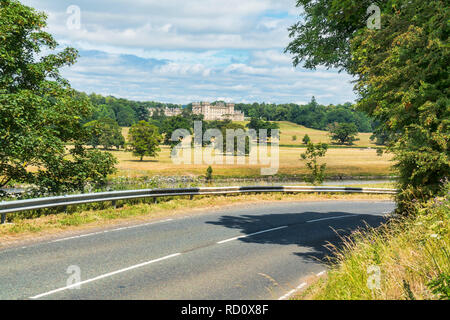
(206, 211, 387, 265)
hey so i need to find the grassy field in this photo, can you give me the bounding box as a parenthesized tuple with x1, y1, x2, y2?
(294, 192, 449, 300)
(116, 122, 393, 178)
(125, 121, 379, 149)
(266, 121, 377, 147)
(23, 122, 392, 180)
(111, 146, 393, 178)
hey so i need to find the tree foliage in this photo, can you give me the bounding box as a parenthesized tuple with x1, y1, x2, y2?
(301, 142, 329, 185)
(351, 0, 449, 211)
(128, 121, 162, 161)
(84, 118, 125, 150)
(328, 122, 359, 145)
(215, 121, 251, 156)
(236, 98, 373, 132)
(286, 0, 449, 212)
(0, 0, 117, 193)
(206, 166, 213, 183)
(246, 117, 280, 139)
(302, 134, 311, 145)
(285, 0, 374, 71)
(161, 116, 193, 147)
(81, 93, 186, 126)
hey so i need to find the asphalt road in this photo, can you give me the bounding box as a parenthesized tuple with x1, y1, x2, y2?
(0, 201, 395, 300)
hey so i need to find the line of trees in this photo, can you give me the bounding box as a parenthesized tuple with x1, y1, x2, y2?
(78, 93, 375, 135)
(235, 97, 374, 133)
(81, 108, 277, 161)
(78, 92, 183, 127)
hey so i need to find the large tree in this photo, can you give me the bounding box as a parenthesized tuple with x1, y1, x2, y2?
(128, 121, 162, 161)
(84, 118, 125, 150)
(0, 0, 117, 193)
(286, 0, 449, 212)
(328, 122, 359, 145)
(161, 116, 192, 147)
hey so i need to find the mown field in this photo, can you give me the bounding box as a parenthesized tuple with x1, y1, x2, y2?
(234, 121, 378, 147)
(116, 122, 393, 178)
(124, 121, 379, 148)
(110, 146, 393, 178)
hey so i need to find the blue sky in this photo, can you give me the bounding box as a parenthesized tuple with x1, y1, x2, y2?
(22, 0, 356, 105)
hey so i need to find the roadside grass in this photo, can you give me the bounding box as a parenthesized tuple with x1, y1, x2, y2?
(0, 192, 392, 246)
(294, 193, 449, 300)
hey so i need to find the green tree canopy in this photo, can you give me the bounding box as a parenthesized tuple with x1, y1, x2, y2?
(0, 0, 117, 193)
(246, 117, 280, 139)
(128, 121, 162, 161)
(161, 116, 192, 147)
(285, 0, 373, 71)
(286, 0, 449, 212)
(301, 142, 329, 185)
(302, 134, 311, 145)
(328, 122, 359, 145)
(84, 118, 125, 150)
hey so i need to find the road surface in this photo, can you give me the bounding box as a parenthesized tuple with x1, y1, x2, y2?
(0, 201, 395, 300)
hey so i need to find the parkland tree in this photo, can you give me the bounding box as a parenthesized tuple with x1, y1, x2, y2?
(128, 121, 162, 161)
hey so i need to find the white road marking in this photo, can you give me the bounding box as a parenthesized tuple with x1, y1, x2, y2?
(30, 253, 181, 299)
(278, 282, 307, 300)
(51, 231, 105, 243)
(277, 270, 327, 300)
(217, 226, 288, 244)
(50, 219, 174, 243)
(306, 215, 355, 223)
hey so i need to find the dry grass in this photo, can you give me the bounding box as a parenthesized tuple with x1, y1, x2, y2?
(115, 122, 392, 178)
(22, 122, 391, 178)
(274, 121, 377, 147)
(110, 146, 393, 178)
(294, 194, 449, 300)
(125, 121, 378, 148)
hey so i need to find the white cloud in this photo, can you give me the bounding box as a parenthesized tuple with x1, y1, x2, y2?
(20, 0, 355, 104)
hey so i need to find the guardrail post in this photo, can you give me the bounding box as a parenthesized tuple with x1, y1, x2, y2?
(1, 213, 6, 224)
(112, 200, 117, 209)
(190, 195, 194, 200)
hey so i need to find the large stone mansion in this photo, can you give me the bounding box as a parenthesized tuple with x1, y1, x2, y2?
(192, 102, 244, 121)
(150, 102, 245, 121)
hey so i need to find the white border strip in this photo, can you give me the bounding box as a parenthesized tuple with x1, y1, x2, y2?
(306, 215, 355, 223)
(278, 282, 307, 300)
(217, 226, 288, 244)
(30, 253, 181, 299)
(51, 219, 174, 243)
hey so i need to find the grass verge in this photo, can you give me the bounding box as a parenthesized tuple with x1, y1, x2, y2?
(295, 191, 449, 300)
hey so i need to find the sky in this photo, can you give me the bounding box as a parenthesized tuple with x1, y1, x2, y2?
(21, 0, 356, 105)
